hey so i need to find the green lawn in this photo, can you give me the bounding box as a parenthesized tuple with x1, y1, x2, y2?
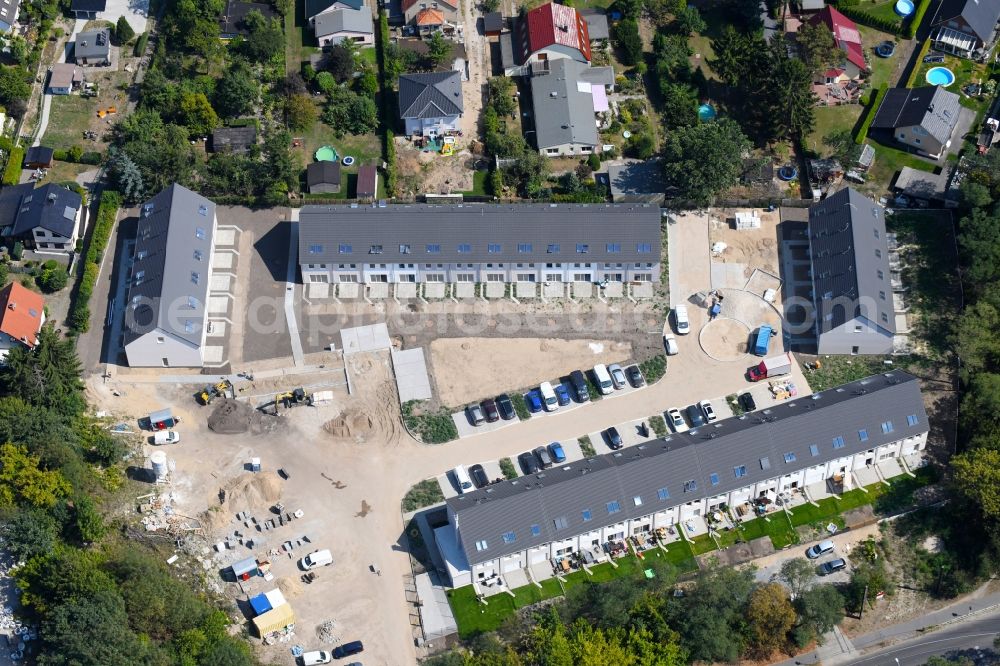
(284, 5, 320, 76)
(689, 534, 718, 555)
(460, 170, 489, 196)
(858, 26, 901, 89)
(801, 355, 893, 391)
(45, 95, 96, 151)
(866, 140, 938, 192)
(910, 52, 991, 111)
(293, 115, 381, 195)
(804, 105, 863, 157)
(740, 514, 800, 549)
(862, 0, 905, 29)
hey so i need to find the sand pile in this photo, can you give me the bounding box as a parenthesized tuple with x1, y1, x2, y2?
(207, 399, 279, 435)
(277, 576, 302, 599)
(324, 410, 375, 440)
(220, 471, 283, 514)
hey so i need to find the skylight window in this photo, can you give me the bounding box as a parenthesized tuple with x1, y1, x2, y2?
(370, 245, 383, 254)
(400, 244, 411, 254)
(684, 480, 697, 492)
(582, 509, 592, 521)
(488, 244, 501, 253)
(553, 516, 569, 529)
(734, 465, 747, 478)
(517, 243, 532, 253)
(833, 436, 845, 449)
(198, 205, 208, 217)
(458, 244, 471, 253)
(576, 243, 589, 253)
(637, 243, 652, 253)
(657, 487, 669, 500)
(475, 540, 488, 551)
(606, 501, 621, 514)
(309, 244, 323, 254)
(858, 429, 869, 442)
(193, 249, 203, 261)
(709, 473, 719, 486)
(633, 495, 643, 506)
(502, 531, 516, 544)
(606, 243, 621, 253)
(426, 244, 441, 253)
(809, 444, 819, 456)
(195, 227, 206, 240)
(907, 414, 918, 426)
(783, 452, 796, 463)
(339, 244, 352, 254)
(547, 244, 559, 253)
(881, 421, 894, 433)
(190, 271, 200, 285)
(760, 457, 771, 470)
(531, 524, 541, 537)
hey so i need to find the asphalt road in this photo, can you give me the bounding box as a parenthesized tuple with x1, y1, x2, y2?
(849, 614, 1000, 666)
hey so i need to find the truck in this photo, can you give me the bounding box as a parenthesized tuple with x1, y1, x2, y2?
(748, 352, 792, 382)
(153, 430, 180, 445)
(752, 325, 773, 356)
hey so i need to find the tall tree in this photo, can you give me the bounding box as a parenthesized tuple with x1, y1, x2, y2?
(662, 118, 751, 206)
(1, 324, 84, 417)
(115, 15, 135, 43)
(427, 32, 453, 69)
(613, 19, 644, 66)
(796, 20, 839, 75)
(778, 558, 815, 597)
(215, 62, 258, 118)
(793, 584, 845, 647)
(746, 583, 796, 657)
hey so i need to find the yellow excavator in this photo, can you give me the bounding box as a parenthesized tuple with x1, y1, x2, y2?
(259, 388, 310, 415)
(196, 379, 234, 406)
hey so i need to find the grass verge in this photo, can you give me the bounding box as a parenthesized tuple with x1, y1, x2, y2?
(401, 400, 458, 443)
(402, 478, 444, 512)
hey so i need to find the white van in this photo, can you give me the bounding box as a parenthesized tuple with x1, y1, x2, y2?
(153, 430, 180, 445)
(453, 465, 474, 494)
(300, 549, 333, 569)
(674, 305, 690, 334)
(592, 364, 614, 395)
(539, 381, 558, 411)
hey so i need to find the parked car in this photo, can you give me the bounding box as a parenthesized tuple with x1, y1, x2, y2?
(539, 381, 559, 412)
(332, 641, 364, 659)
(533, 446, 553, 468)
(481, 398, 499, 422)
(452, 465, 474, 494)
(665, 408, 687, 433)
(592, 364, 614, 395)
(466, 403, 485, 426)
(300, 549, 333, 570)
(674, 305, 690, 334)
(923, 53, 945, 63)
(526, 390, 543, 413)
(608, 364, 627, 390)
(469, 464, 489, 488)
(603, 426, 623, 449)
(518, 451, 540, 475)
(663, 333, 679, 355)
(496, 393, 516, 420)
(569, 370, 591, 402)
(153, 430, 180, 445)
(739, 391, 757, 412)
(686, 404, 706, 427)
(819, 558, 847, 575)
(301, 650, 332, 665)
(548, 441, 566, 463)
(699, 400, 717, 422)
(625, 364, 645, 388)
(554, 383, 571, 406)
(806, 539, 836, 559)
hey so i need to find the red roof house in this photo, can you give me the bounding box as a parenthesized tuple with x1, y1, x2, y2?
(517, 2, 591, 65)
(0, 282, 45, 356)
(808, 6, 866, 76)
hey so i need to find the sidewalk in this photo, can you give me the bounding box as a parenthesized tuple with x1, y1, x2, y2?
(772, 587, 1000, 665)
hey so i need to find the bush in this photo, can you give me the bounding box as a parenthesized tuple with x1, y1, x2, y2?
(499, 458, 517, 479)
(402, 479, 445, 512)
(578, 435, 596, 457)
(133, 32, 148, 57)
(649, 415, 667, 437)
(855, 84, 886, 145)
(70, 190, 120, 333)
(639, 355, 667, 383)
(510, 392, 531, 420)
(587, 152, 601, 171)
(3, 146, 23, 185)
(401, 400, 458, 443)
(36, 266, 68, 293)
(904, 0, 932, 39)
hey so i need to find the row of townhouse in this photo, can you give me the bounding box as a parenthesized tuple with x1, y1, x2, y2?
(297, 203, 662, 287)
(440, 371, 928, 587)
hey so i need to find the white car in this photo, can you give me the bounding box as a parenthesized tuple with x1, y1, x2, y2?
(300, 549, 333, 570)
(663, 333, 679, 355)
(301, 650, 332, 665)
(674, 305, 690, 334)
(665, 408, 688, 433)
(699, 400, 718, 422)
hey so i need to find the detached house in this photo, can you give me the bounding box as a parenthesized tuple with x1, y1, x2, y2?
(398, 71, 463, 137)
(808, 188, 895, 355)
(871, 86, 961, 159)
(401, 0, 458, 26)
(313, 8, 374, 47)
(73, 29, 111, 66)
(930, 0, 1000, 60)
(0, 183, 84, 252)
(530, 58, 613, 157)
(0, 282, 44, 362)
(501, 2, 591, 76)
(807, 6, 866, 81)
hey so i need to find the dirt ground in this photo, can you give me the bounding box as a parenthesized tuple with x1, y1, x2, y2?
(394, 140, 476, 196)
(709, 208, 782, 278)
(429, 337, 632, 406)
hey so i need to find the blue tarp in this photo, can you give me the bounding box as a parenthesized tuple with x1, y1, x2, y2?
(249, 593, 272, 616)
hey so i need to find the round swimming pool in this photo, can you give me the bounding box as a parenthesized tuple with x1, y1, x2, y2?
(698, 103, 717, 122)
(894, 0, 914, 16)
(777, 166, 798, 181)
(926, 66, 956, 86)
(315, 145, 338, 162)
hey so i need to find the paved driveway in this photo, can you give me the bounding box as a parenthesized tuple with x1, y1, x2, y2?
(99, 0, 149, 35)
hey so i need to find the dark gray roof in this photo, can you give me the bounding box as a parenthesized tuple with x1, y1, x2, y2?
(530, 59, 599, 150)
(580, 9, 609, 40)
(0, 183, 34, 234)
(314, 7, 373, 36)
(449, 371, 926, 566)
(124, 185, 216, 347)
(307, 160, 342, 187)
(893, 166, 950, 201)
(484, 11, 503, 32)
(0, 0, 19, 26)
(209, 125, 257, 152)
(298, 203, 661, 265)
(24, 146, 53, 166)
(10, 183, 82, 239)
(70, 0, 105, 10)
(808, 187, 895, 334)
(398, 71, 463, 120)
(74, 29, 110, 60)
(872, 86, 961, 145)
(219, 1, 279, 36)
(933, 0, 1000, 43)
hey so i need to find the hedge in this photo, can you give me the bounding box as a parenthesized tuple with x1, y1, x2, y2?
(904, 0, 932, 39)
(70, 190, 121, 333)
(906, 39, 933, 87)
(855, 84, 887, 145)
(2, 146, 23, 185)
(837, 5, 901, 35)
(52, 147, 102, 165)
(134, 32, 148, 57)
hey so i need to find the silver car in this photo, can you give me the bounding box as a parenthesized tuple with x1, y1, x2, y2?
(608, 363, 627, 390)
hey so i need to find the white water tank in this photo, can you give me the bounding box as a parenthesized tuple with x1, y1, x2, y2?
(150, 451, 168, 479)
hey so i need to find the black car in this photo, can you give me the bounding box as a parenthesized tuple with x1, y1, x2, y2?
(739, 391, 757, 412)
(481, 398, 500, 422)
(819, 558, 847, 576)
(603, 426, 623, 450)
(518, 451, 540, 475)
(332, 640, 364, 659)
(569, 370, 591, 402)
(469, 464, 489, 488)
(496, 393, 516, 420)
(923, 53, 945, 63)
(686, 404, 707, 427)
(625, 364, 645, 388)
